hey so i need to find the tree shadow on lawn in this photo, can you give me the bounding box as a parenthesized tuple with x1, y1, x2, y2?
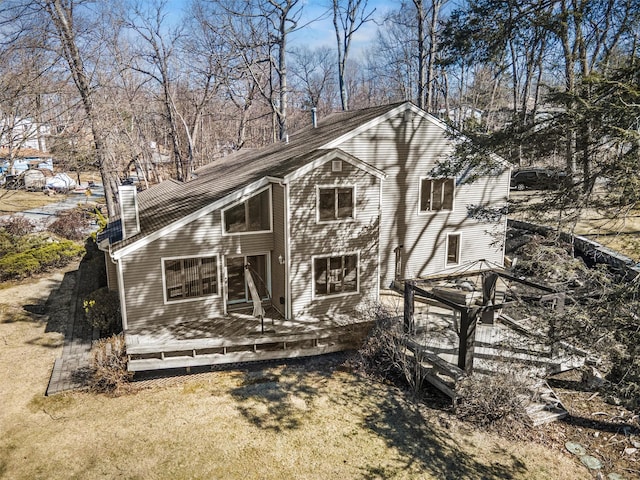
(230, 355, 529, 479)
(43, 270, 78, 337)
(229, 356, 340, 432)
(345, 378, 527, 480)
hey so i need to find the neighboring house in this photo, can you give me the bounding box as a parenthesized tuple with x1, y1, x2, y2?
(0, 147, 54, 175)
(0, 117, 49, 152)
(99, 102, 511, 371)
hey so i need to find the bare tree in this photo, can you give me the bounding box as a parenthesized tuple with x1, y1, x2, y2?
(124, 0, 192, 181)
(290, 45, 337, 113)
(210, 0, 307, 142)
(332, 0, 374, 111)
(39, 0, 118, 215)
(0, 42, 49, 175)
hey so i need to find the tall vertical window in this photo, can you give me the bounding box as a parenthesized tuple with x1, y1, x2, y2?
(446, 234, 460, 265)
(420, 178, 454, 212)
(164, 256, 218, 301)
(314, 254, 358, 296)
(223, 189, 271, 233)
(318, 186, 354, 221)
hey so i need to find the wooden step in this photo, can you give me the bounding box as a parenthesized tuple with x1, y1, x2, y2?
(528, 406, 568, 426)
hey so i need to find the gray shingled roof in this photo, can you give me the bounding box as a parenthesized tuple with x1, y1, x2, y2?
(108, 102, 407, 252)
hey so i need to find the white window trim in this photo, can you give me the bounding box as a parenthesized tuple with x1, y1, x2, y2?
(161, 254, 221, 305)
(445, 233, 461, 266)
(417, 176, 455, 215)
(311, 251, 360, 300)
(315, 184, 357, 224)
(221, 185, 273, 236)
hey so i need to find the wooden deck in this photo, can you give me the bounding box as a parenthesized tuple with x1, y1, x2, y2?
(408, 301, 587, 376)
(125, 307, 373, 372)
(404, 303, 574, 425)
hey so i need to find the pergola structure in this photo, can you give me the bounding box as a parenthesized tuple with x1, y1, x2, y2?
(402, 261, 567, 373)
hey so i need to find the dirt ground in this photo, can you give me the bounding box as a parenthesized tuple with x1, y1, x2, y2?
(1, 266, 639, 479)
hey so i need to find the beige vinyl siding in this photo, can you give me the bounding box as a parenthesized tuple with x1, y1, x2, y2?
(120, 205, 274, 332)
(335, 111, 509, 285)
(105, 252, 118, 292)
(288, 159, 380, 320)
(270, 183, 286, 316)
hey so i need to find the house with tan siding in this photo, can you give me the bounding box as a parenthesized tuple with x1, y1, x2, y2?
(99, 102, 510, 371)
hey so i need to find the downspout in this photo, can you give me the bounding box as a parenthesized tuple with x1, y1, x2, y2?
(283, 181, 292, 320)
(501, 167, 511, 267)
(116, 257, 128, 331)
(102, 243, 127, 332)
(377, 177, 383, 297)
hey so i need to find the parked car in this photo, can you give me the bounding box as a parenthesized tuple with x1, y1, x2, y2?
(510, 168, 568, 191)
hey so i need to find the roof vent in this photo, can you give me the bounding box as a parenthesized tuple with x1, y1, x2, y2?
(311, 107, 318, 128)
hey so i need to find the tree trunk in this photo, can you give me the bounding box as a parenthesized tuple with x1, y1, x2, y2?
(44, 0, 117, 216)
(414, 0, 425, 109)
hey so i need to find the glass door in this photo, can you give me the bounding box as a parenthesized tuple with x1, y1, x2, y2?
(226, 254, 269, 305)
(226, 257, 247, 304)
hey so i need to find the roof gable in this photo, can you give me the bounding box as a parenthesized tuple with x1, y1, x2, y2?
(107, 102, 442, 256)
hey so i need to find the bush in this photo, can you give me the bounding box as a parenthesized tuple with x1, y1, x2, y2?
(89, 334, 132, 394)
(83, 287, 121, 334)
(48, 208, 92, 241)
(455, 373, 531, 435)
(353, 303, 429, 396)
(0, 239, 85, 281)
(0, 216, 35, 236)
(354, 304, 403, 379)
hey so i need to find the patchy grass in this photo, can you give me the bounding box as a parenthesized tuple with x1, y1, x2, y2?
(574, 213, 640, 261)
(0, 190, 63, 214)
(510, 191, 640, 261)
(0, 269, 594, 480)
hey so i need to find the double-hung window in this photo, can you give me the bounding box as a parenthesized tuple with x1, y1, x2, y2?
(420, 178, 454, 212)
(164, 256, 218, 302)
(314, 254, 358, 297)
(318, 186, 354, 222)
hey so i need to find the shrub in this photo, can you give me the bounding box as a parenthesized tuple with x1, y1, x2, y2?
(89, 333, 132, 394)
(354, 303, 429, 397)
(83, 287, 121, 334)
(0, 239, 85, 281)
(48, 208, 92, 241)
(354, 303, 403, 379)
(455, 373, 531, 435)
(0, 216, 35, 236)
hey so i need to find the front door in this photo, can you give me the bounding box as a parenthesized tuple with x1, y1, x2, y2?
(225, 254, 269, 305)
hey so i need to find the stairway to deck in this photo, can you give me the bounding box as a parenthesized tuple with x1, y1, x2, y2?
(522, 382, 568, 426)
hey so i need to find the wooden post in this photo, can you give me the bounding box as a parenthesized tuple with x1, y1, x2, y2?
(404, 280, 415, 333)
(457, 309, 478, 373)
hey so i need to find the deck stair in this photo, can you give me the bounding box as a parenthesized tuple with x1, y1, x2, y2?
(403, 338, 465, 400)
(521, 382, 568, 426)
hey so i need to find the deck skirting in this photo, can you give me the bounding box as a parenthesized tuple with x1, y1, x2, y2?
(126, 321, 373, 372)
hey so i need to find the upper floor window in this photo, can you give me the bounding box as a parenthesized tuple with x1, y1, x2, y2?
(420, 178, 454, 212)
(223, 188, 271, 234)
(164, 256, 218, 302)
(318, 186, 354, 222)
